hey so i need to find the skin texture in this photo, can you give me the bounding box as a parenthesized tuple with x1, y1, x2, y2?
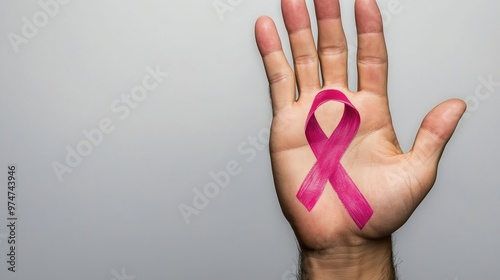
(255, 0, 466, 278)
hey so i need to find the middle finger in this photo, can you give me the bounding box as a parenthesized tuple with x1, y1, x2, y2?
(314, 0, 348, 88)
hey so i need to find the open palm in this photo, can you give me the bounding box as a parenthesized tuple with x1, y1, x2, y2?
(255, 0, 465, 251)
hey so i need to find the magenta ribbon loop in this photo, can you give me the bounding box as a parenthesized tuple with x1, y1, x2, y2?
(296, 89, 373, 229)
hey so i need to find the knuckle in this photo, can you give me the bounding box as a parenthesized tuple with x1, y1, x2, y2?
(293, 54, 318, 65)
(268, 72, 294, 85)
(357, 55, 388, 65)
(318, 45, 348, 57)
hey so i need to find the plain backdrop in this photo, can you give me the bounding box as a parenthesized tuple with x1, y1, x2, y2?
(0, 0, 499, 279)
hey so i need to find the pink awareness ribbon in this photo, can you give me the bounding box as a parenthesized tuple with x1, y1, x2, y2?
(296, 89, 374, 229)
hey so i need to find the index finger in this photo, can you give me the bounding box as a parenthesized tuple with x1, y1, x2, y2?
(255, 16, 296, 112)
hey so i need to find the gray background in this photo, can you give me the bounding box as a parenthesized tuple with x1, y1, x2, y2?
(0, 0, 499, 279)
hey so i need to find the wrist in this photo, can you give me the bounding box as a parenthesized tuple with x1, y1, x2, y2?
(299, 236, 396, 280)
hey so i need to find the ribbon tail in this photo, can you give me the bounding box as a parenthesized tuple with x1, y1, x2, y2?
(329, 164, 373, 229)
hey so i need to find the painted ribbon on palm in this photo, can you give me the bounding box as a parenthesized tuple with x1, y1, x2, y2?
(296, 89, 373, 229)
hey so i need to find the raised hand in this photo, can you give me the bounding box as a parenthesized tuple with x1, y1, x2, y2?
(255, 0, 465, 278)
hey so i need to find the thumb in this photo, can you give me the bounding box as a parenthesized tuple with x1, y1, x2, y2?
(410, 99, 466, 169)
